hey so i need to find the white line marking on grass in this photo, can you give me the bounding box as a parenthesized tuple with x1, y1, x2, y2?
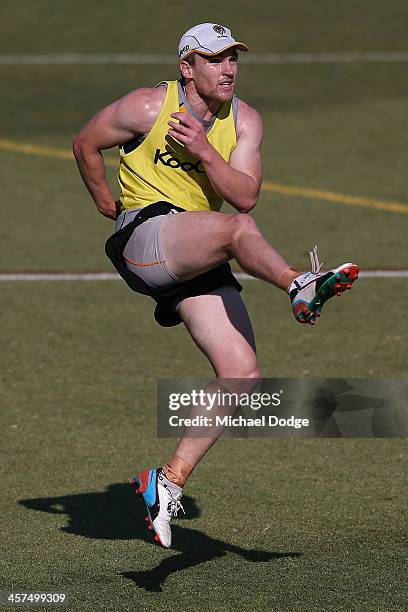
(0, 271, 407, 281)
(358, 270, 408, 278)
(1, 52, 408, 65)
(0, 273, 121, 281)
(236, 271, 408, 280)
(243, 52, 408, 64)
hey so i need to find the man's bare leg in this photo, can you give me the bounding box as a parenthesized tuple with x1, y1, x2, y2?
(162, 286, 260, 487)
(161, 210, 359, 325)
(133, 287, 258, 547)
(160, 211, 299, 291)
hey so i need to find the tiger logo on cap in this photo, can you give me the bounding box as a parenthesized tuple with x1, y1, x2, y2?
(213, 25, 227, 36)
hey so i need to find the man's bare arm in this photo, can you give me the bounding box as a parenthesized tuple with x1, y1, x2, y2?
(167, 99, 263, 213)
(73, 87, 165, 219)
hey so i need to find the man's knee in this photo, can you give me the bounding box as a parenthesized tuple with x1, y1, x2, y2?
(244, 365, 261, 380)
(229, 214, 260, 247)
(219, 366, 261, 395)
(217, 361, 261, 381)
(238, 366, 261, 394)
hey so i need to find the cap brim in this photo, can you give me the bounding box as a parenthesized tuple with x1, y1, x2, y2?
(181, 42, 248, 60)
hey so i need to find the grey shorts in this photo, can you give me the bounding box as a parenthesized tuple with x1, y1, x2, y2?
(115, 208, 180, 291)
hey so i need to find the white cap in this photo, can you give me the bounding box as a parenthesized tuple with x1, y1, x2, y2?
(178, 23, 248, 60)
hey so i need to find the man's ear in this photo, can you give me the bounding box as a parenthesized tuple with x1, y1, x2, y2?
(180, 60, 193, 81)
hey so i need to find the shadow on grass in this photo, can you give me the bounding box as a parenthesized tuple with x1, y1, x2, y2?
(19, 483, 199, 541)
(121, 544, 302, 593)
(19, 483, 302, 593)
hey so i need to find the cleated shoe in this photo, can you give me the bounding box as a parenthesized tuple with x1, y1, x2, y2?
(131, 467, 184, 548)
(289, 246, 359, 325)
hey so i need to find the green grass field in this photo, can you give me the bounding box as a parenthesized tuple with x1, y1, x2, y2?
(1, 1, 407, 610)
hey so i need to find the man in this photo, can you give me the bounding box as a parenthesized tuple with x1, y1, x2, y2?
(73, 23, 359, 548)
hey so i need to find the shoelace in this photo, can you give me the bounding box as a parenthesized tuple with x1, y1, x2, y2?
(309, 245, 323, 275)
(168, 497, 185, 518)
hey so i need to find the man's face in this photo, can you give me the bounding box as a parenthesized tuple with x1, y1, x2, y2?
(182, 49, 238, 103)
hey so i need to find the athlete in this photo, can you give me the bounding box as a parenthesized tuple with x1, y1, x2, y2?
(73, 23, 359, 548)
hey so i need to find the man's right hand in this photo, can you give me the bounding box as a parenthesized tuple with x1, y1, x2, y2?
(97, 200, 120, 220)
(73, 87, 165, 220)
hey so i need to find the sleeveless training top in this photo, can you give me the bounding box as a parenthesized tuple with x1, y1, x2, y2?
(117, 79, 237, 212)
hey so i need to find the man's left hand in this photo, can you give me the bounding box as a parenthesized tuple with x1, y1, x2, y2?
(167, 113, 211, 159)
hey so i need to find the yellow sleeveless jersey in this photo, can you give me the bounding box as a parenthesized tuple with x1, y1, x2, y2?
(117, 80, 237, 212)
